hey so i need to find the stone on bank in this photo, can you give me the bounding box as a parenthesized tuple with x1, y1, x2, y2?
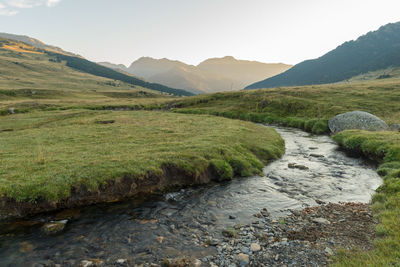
(328, 111, 388, 133)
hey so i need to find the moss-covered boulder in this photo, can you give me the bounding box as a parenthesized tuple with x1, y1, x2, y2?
(328, 111, 388, 133)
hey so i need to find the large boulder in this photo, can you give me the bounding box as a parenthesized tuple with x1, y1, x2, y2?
(390, 124, 400, 132)
(328, 111, 388, 133)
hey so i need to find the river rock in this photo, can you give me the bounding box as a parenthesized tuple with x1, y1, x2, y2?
(288, 163, 309, 170)
(390, 124, 400, 132)
(79, 259, 104, 267)
(312, 217, 331, 225)
(193, 259, 202, 267)
(328, 111, 388, 133)
(250, 243, 261, 252)
(19, 241, 35, 253)
(325, 247, 334, 256)
(236, 253, 249, 266)
(115, 259, 128, 265)
(41, 220, 68, 235)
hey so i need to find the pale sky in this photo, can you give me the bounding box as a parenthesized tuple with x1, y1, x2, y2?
(1, 0, 400, 66)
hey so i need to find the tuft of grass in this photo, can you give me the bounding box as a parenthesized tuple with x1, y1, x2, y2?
(209, 159, 234, 181)
(222, 228, 238, 238)
(0, 110, 284, 202)
(332, 130, 400, 266)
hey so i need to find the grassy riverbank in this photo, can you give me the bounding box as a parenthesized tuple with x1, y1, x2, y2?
(168, 79, 400, 134)
(0, 110, 284, 214)
(332, 130, 400, 266)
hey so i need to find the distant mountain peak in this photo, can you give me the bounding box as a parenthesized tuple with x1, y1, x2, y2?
(220, 56, 236, 60)
(110, 55, 292, 94)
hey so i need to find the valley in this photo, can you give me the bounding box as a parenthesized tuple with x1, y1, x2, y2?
(0, 16, 399, 267)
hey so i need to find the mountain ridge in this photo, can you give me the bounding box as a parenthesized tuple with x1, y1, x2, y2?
(246, 21, 400, 89)
(99, 56, 292, 93)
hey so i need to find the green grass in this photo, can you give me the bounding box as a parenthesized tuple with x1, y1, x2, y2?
(332, 130, 400, 266)
(167, 80, 400, 133)
(0, 110, 284, 202)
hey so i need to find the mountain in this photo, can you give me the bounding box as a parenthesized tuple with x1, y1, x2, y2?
(128, 57, 188, 80)
(99, 57, 291, 94)
(97, 61, 128, 72)
(246, 22, 400, 89)
(197, 56, 291, 87)
(0, 36, 193, 96)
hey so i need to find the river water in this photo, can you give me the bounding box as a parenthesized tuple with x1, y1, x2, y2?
(0, 127, 382, 266)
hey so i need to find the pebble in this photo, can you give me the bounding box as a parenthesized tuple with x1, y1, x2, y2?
(116, 259, 127, 264)
(206, 202, 374, 267)
(236, 253, 249, 265)
(210, 239, 219, 246)
(250, 243, 261, 252)
(312, 217, 331, 225)
(79, 259, 104, 267)
(193, 259, 202, 267)
(157, 236, 164, 244)
(325, 247, 334, 255)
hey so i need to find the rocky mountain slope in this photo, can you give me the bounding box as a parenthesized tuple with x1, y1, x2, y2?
(246, 22, 400, 89)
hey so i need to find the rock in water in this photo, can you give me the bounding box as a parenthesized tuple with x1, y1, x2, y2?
(328, 111, 388, 133)
(41, 220, 68, 235)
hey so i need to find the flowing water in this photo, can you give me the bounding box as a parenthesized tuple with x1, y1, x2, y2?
(0, 127, 382, 266)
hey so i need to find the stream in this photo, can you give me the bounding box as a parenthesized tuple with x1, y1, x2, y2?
(0, 126, 382, 266)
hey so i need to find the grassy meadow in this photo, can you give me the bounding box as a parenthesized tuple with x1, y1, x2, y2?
(0, 110, 284, 202)
(168, 79, 400, 133)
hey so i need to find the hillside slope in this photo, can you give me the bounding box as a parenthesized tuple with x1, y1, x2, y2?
(0, 32, 78, 57)
(0, 38, 177, 113)
(246, 22, 400, 89)
(0, 37, 193, 96)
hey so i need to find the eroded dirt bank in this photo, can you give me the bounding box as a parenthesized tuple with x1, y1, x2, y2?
(0, 165, 216, 221)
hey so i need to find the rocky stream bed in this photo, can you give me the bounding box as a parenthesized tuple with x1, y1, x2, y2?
(0, 126, 382, 266)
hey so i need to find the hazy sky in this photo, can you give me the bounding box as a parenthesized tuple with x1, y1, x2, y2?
(1, 0, 400, 66)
